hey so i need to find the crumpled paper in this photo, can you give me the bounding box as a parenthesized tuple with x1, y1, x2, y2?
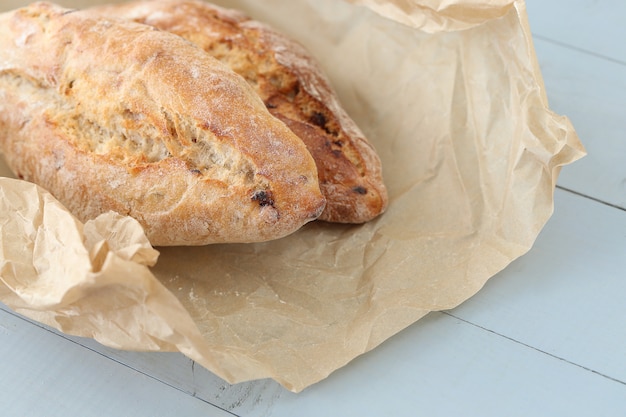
(0, 0, 585, 392)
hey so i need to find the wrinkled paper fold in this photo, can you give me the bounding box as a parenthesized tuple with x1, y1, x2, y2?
(0, 0, 585, 392)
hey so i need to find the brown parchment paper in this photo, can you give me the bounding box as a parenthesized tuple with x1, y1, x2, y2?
(0, 0, 585, 392)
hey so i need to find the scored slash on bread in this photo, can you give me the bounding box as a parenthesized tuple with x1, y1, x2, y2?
(89, 0, 388, 224)
(0, 2, 326, 246)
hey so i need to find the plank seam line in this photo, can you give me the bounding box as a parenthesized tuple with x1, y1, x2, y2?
(533, 34, 626, 66)
(442, 311, 626, 386)
(556, 185, 626, 212)
(0, 307, 241, 417)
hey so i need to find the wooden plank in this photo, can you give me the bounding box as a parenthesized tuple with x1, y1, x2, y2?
(526, 0, 626, 63)
(534, 38, 626, 208)
(526, 0, 626, 208)
(448, 188, 626, 383)
(257, 312, 626, 417)
(524, 0, 626, 208)
(4, 292, 626, 417)
(0, 304, 285, 415)
(0, 308, 235, 417)
(0, 306, 288, 416)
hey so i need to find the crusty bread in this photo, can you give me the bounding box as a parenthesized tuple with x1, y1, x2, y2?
(0, 2, 326, 246)
(90, 0, 388, 223)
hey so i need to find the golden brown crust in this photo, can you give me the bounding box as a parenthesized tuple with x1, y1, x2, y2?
(0, 2, 326, 246)
(90, 0, 388, 223)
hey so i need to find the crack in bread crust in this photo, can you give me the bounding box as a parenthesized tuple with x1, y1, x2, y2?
(1, 70, 258, 186)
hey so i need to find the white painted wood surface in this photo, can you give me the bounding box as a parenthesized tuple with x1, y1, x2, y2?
(2, 0, 625, 416)
(526, 0, 626, 210)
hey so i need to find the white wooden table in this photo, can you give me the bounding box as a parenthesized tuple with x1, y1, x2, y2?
(2, 1, 625, 415)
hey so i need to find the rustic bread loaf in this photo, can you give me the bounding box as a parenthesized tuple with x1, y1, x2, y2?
(90, 0, 388, 223)
(0, 2, 326, 246)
